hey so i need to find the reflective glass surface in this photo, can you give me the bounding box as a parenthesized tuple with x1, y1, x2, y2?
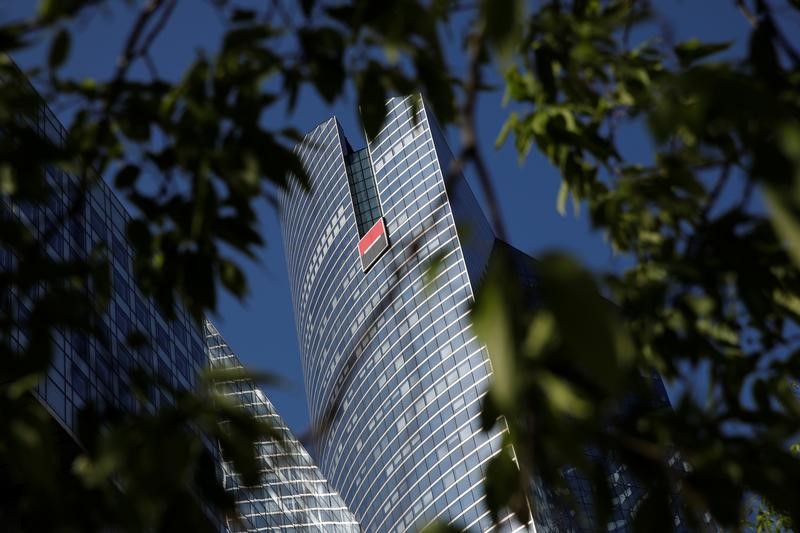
(345, 147, 382, 237)
(279, 97, 528, 532)
(279, 96, 692, 533)
(1, 96, 206, 438)
(205, 321, 361, 532)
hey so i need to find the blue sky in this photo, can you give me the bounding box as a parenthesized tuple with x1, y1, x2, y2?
(2, 0, 760, 436)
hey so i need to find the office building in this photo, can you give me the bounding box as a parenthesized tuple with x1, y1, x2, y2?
(1, 92, 208, 439)
(206, 320, 361, 532)
(279, 96, 526, 532)
(278, 96, 686, 532)
(1, 81, 360, 532)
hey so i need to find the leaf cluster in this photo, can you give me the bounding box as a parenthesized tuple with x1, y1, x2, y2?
(475, 0, 800, 531)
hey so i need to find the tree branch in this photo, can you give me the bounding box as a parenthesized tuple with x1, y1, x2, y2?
(142, 52, 159, 81)
(448, 28, 509, 240)
(700, 162, 731, 223)
(755, 0, 800, 66)
(735, 0, 758, 27)
(137, 0, 178, 65)
(112, 0, 164, 86)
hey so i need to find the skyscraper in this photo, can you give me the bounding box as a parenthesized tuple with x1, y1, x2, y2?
(278, 96, 526, 532)
(205, 320, 361, 532)
(278, 96, 690, 532)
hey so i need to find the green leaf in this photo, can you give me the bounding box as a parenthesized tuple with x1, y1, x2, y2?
(219, 258, 247, 298)
(534, 45, 557, 101)
(765, 187, 800, 268)
(778, 122, 800, 163)
(484, 447, 520, 524)
(536, 254, 635, 392)
(480, 0, 524, 57)
(749, 20, 781, 83)
(298, 26, 345, 102)
(300, 0, 314, 16)
(48, 28, 70, 69)
(421, 522, 465, 533)
(230, 8, 257, 22)
(423, 249, 447, 290)
(523, 310, 557, 357)
(358, 63, 388, 141)
(674, 39, 731, 66)
(37, 0, 58, 20)
(472, 276, 516, 411)
(557, 180, 569, 216)
(0, 23, 32, 52)
(200, 366, 281, 388)
(114, 164, 140, 188)
(537, 371, 591, 417)
(495, 112, 517, 149)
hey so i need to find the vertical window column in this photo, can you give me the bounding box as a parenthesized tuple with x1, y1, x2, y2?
(344, 148, 382, 236)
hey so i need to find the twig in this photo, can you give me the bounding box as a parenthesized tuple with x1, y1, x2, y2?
(756, 0, 800, 66)
(269, 0, 295, 28)
(622, 0, 650, 50)
(738, 176, 755, 212)
(700, 162, 731, 223)
(735, 0, 758, 27)
(112, 0, 163, 86)
(450, 28, 509, 240)
(137, 0, 178, 63)
(142, 53, 159, 81)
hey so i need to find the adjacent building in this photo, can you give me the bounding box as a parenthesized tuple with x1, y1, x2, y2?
(206, 320, 361, 532)
(1, 91, 208, 440)
(485, 241, 690, 533)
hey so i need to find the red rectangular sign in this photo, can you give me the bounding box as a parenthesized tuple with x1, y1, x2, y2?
(358, 218, 389, 271)
(358, 218, 386, 256)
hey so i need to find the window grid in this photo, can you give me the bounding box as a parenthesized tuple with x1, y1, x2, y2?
(345, 148, 382, 236)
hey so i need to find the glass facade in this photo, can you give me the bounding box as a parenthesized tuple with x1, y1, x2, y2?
(279, 96, 529, 532)
(2, 85, 360, 532)
(0, 87, 225, 530)
(6, 81, 688, 531)
(1, 94, 207, 439)
(345, 147, 382, 237)
(205, 320, 362, 532)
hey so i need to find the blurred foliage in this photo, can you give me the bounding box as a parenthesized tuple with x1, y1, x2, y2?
(1, 0, 800, 531)
(745, 443, 799, 532)
(474, 0, 800, 531)
(750, 499, 795, 533)
(0, 365, 280, 532)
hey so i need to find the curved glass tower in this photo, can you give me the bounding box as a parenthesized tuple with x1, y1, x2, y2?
(279, 96, 525, 532)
